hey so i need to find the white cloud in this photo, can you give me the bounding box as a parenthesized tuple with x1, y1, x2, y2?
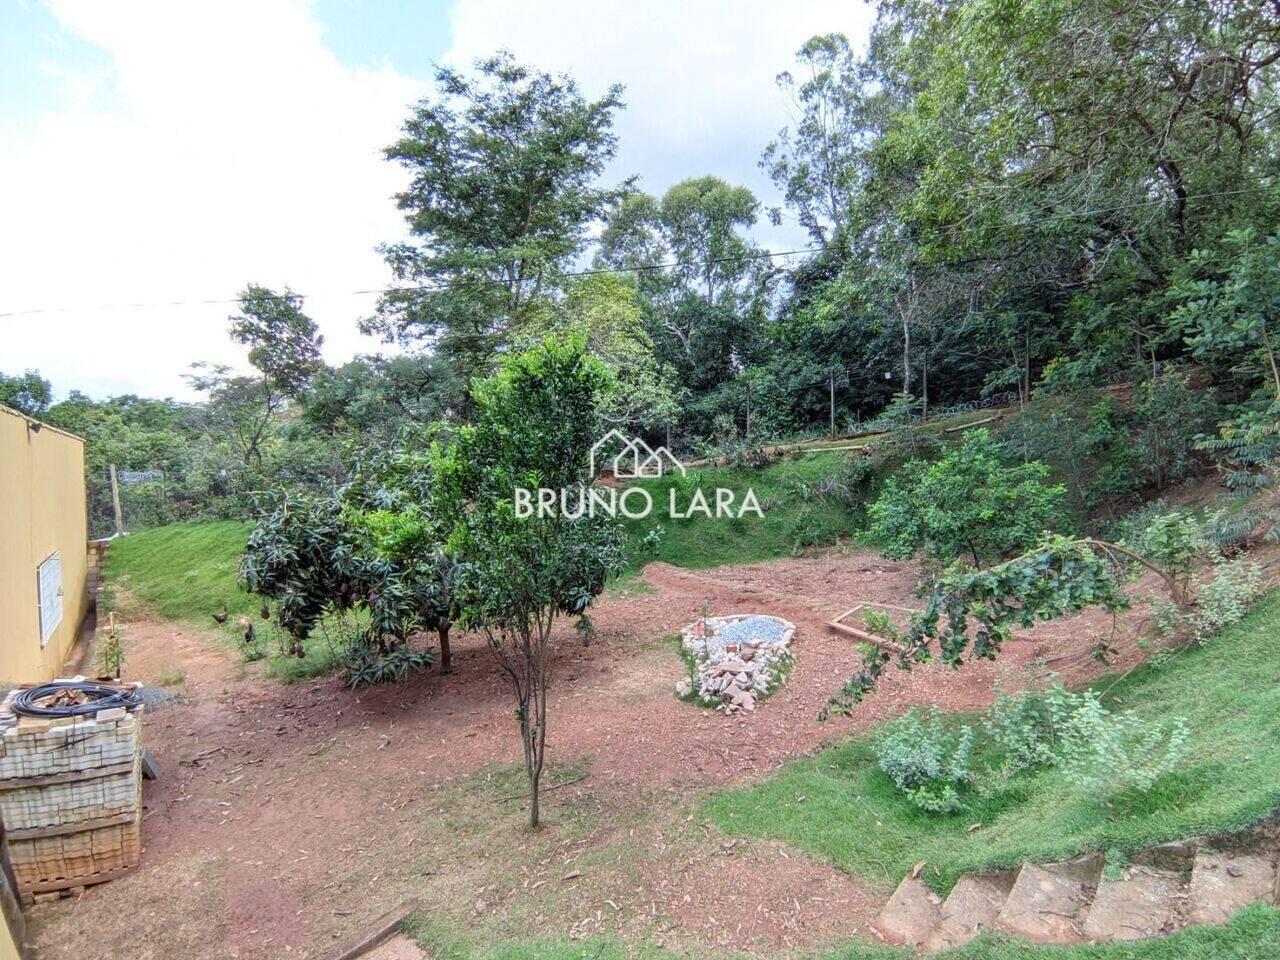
(444, 0, 876, 249)
(0, 0, 423, 400)
(1, 1, 876, 401)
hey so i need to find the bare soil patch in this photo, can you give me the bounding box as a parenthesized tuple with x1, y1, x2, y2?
(26, 549, 1161, 959)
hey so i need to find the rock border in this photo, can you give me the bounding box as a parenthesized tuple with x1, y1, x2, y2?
(676, 614, 796, 715)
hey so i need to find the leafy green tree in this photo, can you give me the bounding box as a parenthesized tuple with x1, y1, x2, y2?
(433, 338, 623, 827)
(240, 473, 445, 685)
(302, 354, 461, 438)
(229, 284, 325, 397)
(0, 370, 52, 416)
(185, 363, 285, 467)
(344, 444, 462, 673)
(240, 488, 362, 647)
(869, 428, 1066, 566)
(598, 176, 773, 433)
(364, 52, 627, 393)
(521, 275, 682, 432)
(1175, 229, 1280, 399)
(761, 33, 876, 245)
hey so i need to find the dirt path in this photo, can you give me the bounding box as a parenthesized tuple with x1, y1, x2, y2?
(25, 550, 1159, 959)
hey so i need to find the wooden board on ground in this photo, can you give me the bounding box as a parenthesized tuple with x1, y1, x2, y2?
(826, 601, 917, 654)
(327, 901, 422, 960)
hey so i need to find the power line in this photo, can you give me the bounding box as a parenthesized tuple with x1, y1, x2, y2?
(0, 248, 820, 320)
(1, 179, 1275, 320)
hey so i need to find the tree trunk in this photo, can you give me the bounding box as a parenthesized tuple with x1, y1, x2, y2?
(437, 622, 452, 674)
(920, 353, 929, 421)
(523, 658, 548, 829)
(902, 310, 912, 398)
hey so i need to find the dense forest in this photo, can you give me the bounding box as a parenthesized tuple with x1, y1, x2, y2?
(4, 0, 1279, 539)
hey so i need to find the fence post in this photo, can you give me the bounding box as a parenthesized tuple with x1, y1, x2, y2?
(829, 372, 836, 439)
(109, 464, 124, 536)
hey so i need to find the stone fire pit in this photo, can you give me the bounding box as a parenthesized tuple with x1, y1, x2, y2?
(677, 614, 795, 715)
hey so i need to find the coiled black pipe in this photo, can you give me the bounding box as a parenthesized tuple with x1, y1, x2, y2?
(10, 681, 143, 718)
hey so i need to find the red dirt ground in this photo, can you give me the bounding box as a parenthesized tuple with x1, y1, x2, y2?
(24, 549, 1163, 959)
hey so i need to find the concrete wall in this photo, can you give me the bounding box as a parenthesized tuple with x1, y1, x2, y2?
(0, 406, 89, 684)
(0, 918, 18, 960)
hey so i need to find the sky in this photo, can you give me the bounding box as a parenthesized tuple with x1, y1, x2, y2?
(0, 0, 875, 400)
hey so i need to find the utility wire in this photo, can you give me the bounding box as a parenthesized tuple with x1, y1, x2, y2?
(1, 180, 1275, 320)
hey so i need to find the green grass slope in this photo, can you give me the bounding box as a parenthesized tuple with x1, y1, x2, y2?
(708, 590, 1280, 891)
(105, 449, 870, 620)
(404, 906, 1280, 959)
(105, 520, 252, 624)
(619, 449, 865, 570)
(103, 520, 346, 681)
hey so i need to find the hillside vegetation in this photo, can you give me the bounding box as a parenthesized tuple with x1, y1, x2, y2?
(709, 590, 1280, 890)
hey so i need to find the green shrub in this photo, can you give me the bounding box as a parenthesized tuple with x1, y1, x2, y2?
(1058, 693, 1190, 797)
(1190, 560, 1264, 642)
(983, 681, 1082, 774)
(868, 428, 1066, 567)
(874, 708, 974, 813)
(1150, 557, 1263, 643)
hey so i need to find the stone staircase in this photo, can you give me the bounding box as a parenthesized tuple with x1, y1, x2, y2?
(875, 835, 1280, 950)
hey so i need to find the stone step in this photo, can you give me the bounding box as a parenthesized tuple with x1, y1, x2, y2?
(875, 875, 942, 947)
(993, 854, 1102, 944)
(1083, 866, 1183, 942)
(923, 870, 1016, 951)
(1186, 850, 1277, 926)
(1131, 840, 1197, 873)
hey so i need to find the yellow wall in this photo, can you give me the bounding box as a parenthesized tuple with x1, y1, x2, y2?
(0, 914, 19, 960)
(0, 406, 89, 684)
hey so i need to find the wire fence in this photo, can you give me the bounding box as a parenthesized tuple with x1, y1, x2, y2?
(840, 390, 1020, 438)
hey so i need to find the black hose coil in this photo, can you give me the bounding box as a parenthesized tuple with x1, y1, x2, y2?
(11, 681, 143, 718)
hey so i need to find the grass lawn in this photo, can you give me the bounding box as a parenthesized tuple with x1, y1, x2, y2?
(619, 449, 866, 571)
(707, 590, 1280, 892)
(104, 520, 251, 624)
(103, 520, 347, 680)
(403, 905, 1280, 959)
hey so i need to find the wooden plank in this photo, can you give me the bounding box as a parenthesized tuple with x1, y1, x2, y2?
(0, 761, 135, 792)
(6, 810, 136, 842)
(327, 900, 422, 960)
(943, 413, 1001, 433)
(19, 863, 136, 897)
(827, 619, 910, 655)
(829, 603, 867, 625)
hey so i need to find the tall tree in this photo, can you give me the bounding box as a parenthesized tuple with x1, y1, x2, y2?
(229, 284, 324, 398)
(433, 338, 623, 827)
(598, 176, 774, 406)
(184, 364, 284, 467)
(0, 370, 52, 417)
(364, 53, 628, 394)
(761, 33, 882, 246)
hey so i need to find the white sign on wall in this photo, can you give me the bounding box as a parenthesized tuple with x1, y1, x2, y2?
(37, 553, 62, 647)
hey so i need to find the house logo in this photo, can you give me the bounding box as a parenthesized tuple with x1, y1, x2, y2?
(514, 428, 762, 521)
(589, 429, 687, 480)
